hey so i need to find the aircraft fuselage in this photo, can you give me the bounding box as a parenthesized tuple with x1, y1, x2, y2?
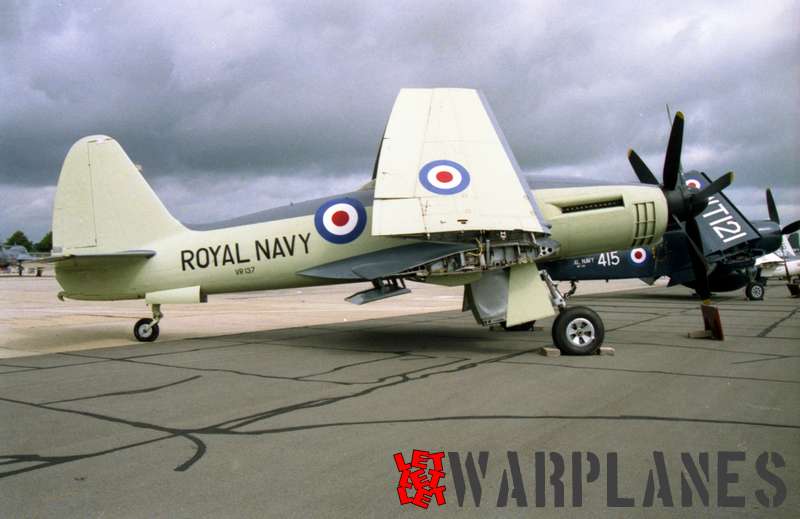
(55, 183, 666, 301)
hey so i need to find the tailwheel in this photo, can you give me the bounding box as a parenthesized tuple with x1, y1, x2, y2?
(134, 319, 159, 342)
(551, 306, 604, 355)
(134, 304, 162, 342)
(745, 282, 765, 301)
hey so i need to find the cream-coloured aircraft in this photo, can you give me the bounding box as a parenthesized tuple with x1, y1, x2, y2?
(47, 89, 731, 354)
(757, 234, 800, 291)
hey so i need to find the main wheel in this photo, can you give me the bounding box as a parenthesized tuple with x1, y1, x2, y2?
(133, 318, 160, 342)
(551, 306, 604, 355)
(745, 282, 765, 301)
(502, 321, 535, 332)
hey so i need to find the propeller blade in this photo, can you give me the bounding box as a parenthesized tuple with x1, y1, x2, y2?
(684, 216, 711, 301)
(766, 188, 779, 223)
(628, 149, 659, 185)
(662, 111, 684, 191)
(782, 220, 800, 235)
(694, 171, 734, 200)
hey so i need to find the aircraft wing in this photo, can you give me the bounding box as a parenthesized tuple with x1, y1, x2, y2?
(683, 171, 760, 257)
(756, 253, 785, 269)
(298, 242, 476, 281)
(371, 88, 548, 237)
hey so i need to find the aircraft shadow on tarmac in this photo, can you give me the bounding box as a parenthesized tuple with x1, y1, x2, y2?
(576, 288, 746, 302)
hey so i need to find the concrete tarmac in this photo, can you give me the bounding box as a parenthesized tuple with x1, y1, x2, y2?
(0, 283, 798, 517)
(0, 274, 648, 358)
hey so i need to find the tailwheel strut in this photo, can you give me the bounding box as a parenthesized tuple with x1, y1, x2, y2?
(134, 304, 162, 342)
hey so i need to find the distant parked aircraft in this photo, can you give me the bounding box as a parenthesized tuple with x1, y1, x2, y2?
(0, 245, 36, 275)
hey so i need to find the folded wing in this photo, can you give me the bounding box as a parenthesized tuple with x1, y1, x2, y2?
(371, 88, 547, 237)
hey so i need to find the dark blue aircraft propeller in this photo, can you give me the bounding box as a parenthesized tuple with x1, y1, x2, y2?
(627, 112, 734, 300)
(766, 188, 800, 237)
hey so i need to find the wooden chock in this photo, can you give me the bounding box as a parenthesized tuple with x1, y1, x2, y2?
(688, 303, 724, 341)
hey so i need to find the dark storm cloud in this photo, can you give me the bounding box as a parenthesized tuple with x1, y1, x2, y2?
(0, 0, 798, 238)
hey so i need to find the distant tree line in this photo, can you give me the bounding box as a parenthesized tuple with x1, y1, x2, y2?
(3, 230, 52, 253)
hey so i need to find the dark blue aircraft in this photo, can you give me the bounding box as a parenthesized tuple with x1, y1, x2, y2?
(542, 172, 799, 301)
(538, 110, 799, 302)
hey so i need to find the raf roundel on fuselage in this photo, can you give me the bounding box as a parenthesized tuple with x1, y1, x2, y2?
(630, 247, 648, 264)
(418, 160, 471, 195)
(314, 197, 367, 244)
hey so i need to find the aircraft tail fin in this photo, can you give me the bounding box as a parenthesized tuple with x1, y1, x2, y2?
(53, 135, 185, 254)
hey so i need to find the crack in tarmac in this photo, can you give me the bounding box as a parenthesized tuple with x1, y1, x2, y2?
(1, 293, 797, 482)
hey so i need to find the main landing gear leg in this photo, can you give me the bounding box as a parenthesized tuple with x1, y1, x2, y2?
(134, 304, 162, 342)
(541, 271, 605, 355)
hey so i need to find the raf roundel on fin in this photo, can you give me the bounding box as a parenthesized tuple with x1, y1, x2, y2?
(418, 160, 471, 195)
(314, 197, 367, 244)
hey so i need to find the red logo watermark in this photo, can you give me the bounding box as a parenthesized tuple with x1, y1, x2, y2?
(394, 450, 447, 509)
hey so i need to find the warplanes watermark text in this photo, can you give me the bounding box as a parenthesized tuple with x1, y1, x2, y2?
(394, 449, 787, 510)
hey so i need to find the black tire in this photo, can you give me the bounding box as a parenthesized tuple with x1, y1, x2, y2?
(787, 284, 799, 298)
(745, 282, 765, 301)
(551, 306, 604, 355)
(133, 318, 160, 342)
(502, 321, 535, 332)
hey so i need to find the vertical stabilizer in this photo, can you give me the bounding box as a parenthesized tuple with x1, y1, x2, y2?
(53, 135, 184, 253)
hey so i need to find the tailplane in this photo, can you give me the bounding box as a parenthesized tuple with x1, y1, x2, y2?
(53, 135, 185, 254)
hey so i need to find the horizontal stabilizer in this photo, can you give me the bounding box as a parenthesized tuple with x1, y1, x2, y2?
(298, 242, 475, 281)
(371, 88, 547, 237)
(41, 250, 155, 264)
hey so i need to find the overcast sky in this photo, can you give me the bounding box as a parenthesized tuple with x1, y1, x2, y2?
(1, 0, 798, 242)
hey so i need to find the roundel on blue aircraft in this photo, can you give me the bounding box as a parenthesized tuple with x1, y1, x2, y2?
(314, 197, 367, 244)
(418, 160, 471, 195)
(630, 247, 648, 265)
(685, 178, 702, 190)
